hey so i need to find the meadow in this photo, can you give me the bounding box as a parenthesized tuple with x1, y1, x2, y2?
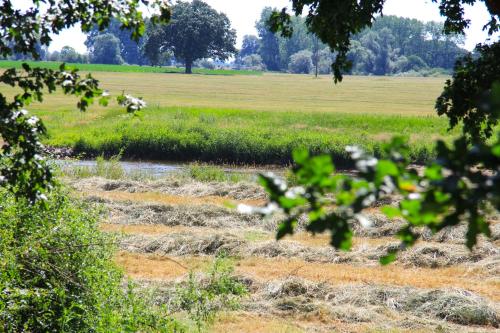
(0, 60, 262, 75)
(1, 69, 453, 165)
(0, 63, 455, 164)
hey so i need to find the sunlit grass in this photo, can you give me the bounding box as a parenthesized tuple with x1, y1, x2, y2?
(0, 70, 457, 165)
(0, 60, 262, 75)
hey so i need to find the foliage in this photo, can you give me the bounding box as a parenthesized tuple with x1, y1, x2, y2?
(173, 254, 247, 332)
(0, 0, 169, 201)
(0, 187, 181, 332)
(242, 54, 266, 71)
(268, 0, 497, 81)
(256, 7, 283, 71)
(86, 18, 145, 65)
(288, 50, 313, 74)
(240, 35, 261, 58)
(59, 46, 88, 64)
(90, 33, 124, 65)
(143, 0, 237, 74)
(259, 130, 499, 263)
(436, 43, 500, 143)
(257, 0, 500, 262)
(195, 58, 217, 70)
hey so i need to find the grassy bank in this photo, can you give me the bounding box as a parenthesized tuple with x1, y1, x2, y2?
(0, 60, 262, 76)
(1, 70, 456, 165)
(38, 106, 454, 165)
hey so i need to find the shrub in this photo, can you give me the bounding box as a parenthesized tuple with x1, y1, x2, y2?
(242, 54, 266, 71)
(0, 187, 180, 332)
(288, 50, 313, 74)
(173, 254, 247, 332)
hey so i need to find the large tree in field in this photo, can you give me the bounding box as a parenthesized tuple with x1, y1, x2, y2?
(144, 0, 237, 73)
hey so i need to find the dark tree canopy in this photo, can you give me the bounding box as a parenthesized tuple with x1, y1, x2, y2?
(143, 0, 237, 73)
(0, 0, 169, 201)
(256, 7, 283, 71)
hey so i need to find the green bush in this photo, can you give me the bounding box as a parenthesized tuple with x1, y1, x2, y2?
(173, 254, 247, 332)
(0, 188, 181, 332)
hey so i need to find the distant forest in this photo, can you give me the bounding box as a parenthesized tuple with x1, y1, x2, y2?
(4, 8, 468, 77)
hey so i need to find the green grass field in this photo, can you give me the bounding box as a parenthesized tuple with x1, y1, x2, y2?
(0, 60, 262, 76)
(0, 68, 456, 165)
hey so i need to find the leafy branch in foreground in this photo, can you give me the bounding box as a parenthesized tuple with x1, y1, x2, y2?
(249, 0, 500, 264)
(256, 132, 499, 264)
(0, 0, 170, 202)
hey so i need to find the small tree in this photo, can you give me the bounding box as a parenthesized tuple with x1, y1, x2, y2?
(242, 54, 266, 70)
(240, 35, 261, 58)
(288, 50, 313, 74)
(59, 46, 84, 63)
(144, 0, 236, 74)
(90, 33, 123, 65)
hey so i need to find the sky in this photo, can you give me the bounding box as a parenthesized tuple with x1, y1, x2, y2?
(15, 0, 499, 53)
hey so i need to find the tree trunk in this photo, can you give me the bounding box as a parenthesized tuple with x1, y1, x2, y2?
(185, 60, 193, 74)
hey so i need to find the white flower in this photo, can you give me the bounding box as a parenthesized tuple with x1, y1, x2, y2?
(285, 186, 305, 199)
(26, 116, 39, 126)
(355, 214, 373, 228)
(362, 194, 376, 206)
(62, 80, 72, 87)
(346, 145, 363, 159)
(36, 193, 48, 201)
(408, 193, 421, 200)
(237, 204, 254, 214)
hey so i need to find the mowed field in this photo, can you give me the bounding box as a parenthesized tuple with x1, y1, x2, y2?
(0, 66, 456, 164)
(65, 168, 500, 332)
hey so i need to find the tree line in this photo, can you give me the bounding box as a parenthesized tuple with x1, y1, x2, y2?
(4, 2, 468, 77)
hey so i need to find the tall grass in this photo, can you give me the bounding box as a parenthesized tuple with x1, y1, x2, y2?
(0, 60, 262, 76)
(186, 163, 251, 183)
(59, 154, 125, 179)
(40, 106, 456, 166)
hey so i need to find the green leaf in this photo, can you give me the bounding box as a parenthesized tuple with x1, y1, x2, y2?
(292, 148, 309, 164)
(381, 206, 401, 218)
(380, 251, 397, 265)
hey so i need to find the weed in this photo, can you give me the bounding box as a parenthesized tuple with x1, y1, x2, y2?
(186, 163, 249, 183)
(173, 254, 247, 332)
